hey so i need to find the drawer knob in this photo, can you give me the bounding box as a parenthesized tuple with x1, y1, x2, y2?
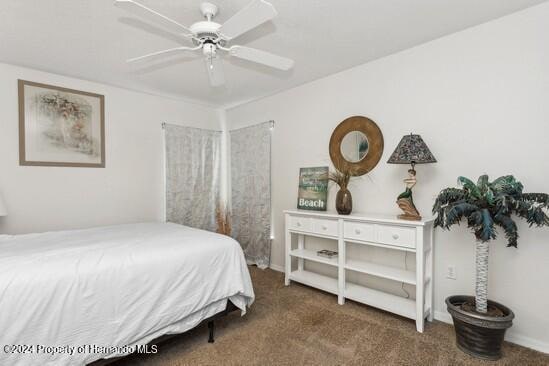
(296, 222, 301, 227)
(355, 229, 361, 235)
(392, 234, 400, 240)
(321, 225, 327, 230)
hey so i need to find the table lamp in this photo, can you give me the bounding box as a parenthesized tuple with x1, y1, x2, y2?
(387, 134, 436, 220)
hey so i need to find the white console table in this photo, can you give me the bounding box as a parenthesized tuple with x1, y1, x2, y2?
(284, 209, 435, 332)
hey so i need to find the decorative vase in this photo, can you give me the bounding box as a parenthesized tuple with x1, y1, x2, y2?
(336, 188, 352, 215)
(446, 295, 514, 360)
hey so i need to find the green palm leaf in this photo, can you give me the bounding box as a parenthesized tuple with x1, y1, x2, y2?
(444, 202, 479, 229)
(474, 209, 496, 242)
(522, 193, 549, 208)
(477, 174, 489, 191)
(490, 175, 515, 192)
(432, 187, 466, 213)
(458, 176, 481, 199)
(493, 214, 518, 247)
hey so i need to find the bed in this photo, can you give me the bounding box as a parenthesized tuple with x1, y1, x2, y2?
(0, 222, 255, 366)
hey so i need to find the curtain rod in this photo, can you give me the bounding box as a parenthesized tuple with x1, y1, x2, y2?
(162, 122, 222, 133)
(229, 120, 275, 132)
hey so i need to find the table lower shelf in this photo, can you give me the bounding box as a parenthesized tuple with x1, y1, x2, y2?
(345, 282, 417, 320)
(290, 249, 421, 286)
(345, 259, 416, 285)
(288, 270, 338, 295)
(290, 248, 338, 267)
(288, 270, 421, 321)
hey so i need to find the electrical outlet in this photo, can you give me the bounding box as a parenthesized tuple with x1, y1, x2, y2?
(446, 265, 457, 280)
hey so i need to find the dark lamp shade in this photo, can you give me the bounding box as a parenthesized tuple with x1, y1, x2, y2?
(387, 134, 436, 164)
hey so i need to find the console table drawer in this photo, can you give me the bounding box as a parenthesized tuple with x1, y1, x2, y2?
(344, 222, 376, 242)
(377, 225, 416, 249)
(312, 218, 338, 237)
(289, 216, 312, 232)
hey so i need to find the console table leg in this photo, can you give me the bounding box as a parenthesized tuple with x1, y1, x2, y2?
(427, 225, 435, 322)
(416, 229, 425, 333)
(337, 219, 345, 305)
(416, 318, 424, 333)
(297, 234, 305, 272)
(284, 214, 291, 286)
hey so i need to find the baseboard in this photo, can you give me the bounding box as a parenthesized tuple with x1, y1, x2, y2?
(505, 333, 549, 355)
(269, 263, 284, 273)
(434, 310, 549, 354)
(434, 310, 453, 324)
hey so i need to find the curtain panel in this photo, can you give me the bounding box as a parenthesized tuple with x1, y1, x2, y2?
(230, 122, 272, 268)
(165, 123, 221, 232)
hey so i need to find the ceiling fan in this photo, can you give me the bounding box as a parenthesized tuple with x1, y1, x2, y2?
(114, 0, 294, 87)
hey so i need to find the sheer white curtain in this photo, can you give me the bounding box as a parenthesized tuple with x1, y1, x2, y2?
(164, 123, 221, 232)
(230, 121, 272, 268)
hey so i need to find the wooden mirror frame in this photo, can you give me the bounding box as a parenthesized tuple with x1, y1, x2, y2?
(329, 116, 384, 176)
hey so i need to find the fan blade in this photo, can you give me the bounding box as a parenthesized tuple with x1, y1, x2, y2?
(114, 0, 192, 36)
(230, 46, 294, 70)
(127, 46, 200, 63)
(219, 0, 277, 40)
(205, 56, 225, 87)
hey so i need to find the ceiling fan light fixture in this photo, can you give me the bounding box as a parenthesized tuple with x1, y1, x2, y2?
(203, 43, 216, 56)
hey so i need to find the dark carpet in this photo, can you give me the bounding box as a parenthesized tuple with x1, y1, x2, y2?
(113, 267, 549, 365)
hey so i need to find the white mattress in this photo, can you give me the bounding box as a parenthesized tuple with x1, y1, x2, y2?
(0, 223, 255, 366)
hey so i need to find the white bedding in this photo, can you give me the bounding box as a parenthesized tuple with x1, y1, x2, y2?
(0, 223, 255, 366)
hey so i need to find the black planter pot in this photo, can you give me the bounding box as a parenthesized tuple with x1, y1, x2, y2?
(446, 295, 514, 360)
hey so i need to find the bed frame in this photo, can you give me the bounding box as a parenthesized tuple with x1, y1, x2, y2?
(205, 300, 239, 343)
(89, 300, 239, 365)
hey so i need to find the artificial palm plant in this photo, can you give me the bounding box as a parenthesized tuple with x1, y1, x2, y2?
(433, 175, 549, 314)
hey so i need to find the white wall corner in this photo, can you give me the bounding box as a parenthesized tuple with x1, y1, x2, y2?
(269, 263, 285, 273)
(217, 108, 230, 212)
(434, 310, 453, 324)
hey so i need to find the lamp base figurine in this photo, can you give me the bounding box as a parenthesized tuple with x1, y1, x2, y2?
(396, 166, 421, 221)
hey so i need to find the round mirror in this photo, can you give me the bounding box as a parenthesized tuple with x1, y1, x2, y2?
(340, 131, 369, 163)
(329, 116, 384, 176)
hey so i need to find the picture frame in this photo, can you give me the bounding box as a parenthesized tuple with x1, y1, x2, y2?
(297, 166, 329, 211)
(18, 79, 105, 168)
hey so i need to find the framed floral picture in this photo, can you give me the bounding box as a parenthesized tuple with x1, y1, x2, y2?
(18, 80, 105, 167)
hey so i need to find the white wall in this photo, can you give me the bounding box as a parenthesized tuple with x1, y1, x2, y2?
(0, 62, 220, 234)
(227, 3, 549, 352)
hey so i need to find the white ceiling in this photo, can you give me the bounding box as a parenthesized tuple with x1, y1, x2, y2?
(1, 0, 546, 108)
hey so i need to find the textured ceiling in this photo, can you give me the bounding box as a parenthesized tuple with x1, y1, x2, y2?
(0, 0, 546, 108)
